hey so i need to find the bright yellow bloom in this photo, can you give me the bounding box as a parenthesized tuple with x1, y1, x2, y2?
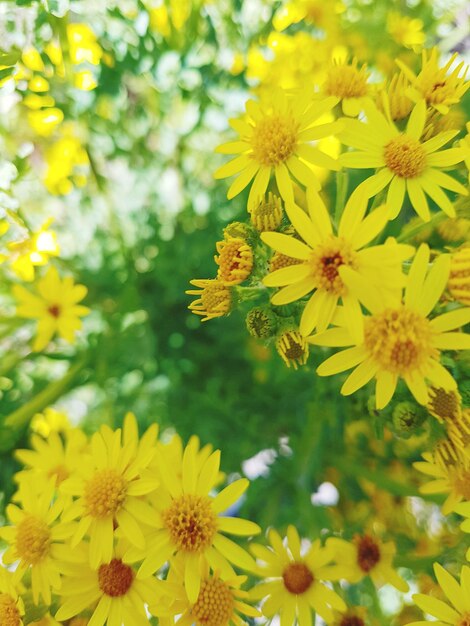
(379, 72, 413, 121)
(250, 525, 346, 625)
(0, 479, 67, 604)
(125, 438, 260, 604)
(187, 279, 233, 321)
(448, 247, 470, 306)
(30, 407, 71, 438)
(0, 567, 24, 626)
(60, 414, 159, 568)
(43, 128, 89, 195)
(67, 24, 102, 66)
(215, 238, 254, 285)
(409, 564, 470, 626)
(276, 328, 309, 369)
(15, 429, 87, 492)
(414, 441, 470, 515)
(13, 266, 90, 351)
(27, 108, 64, 137)
(6, 220, 59, 281)
(327, 534, 408, 592)
(322, 58, 372, 116)
(311, 244, 470, 408)
(273, 0, 343, 33)
(251, 192, 284, 232)
(149, 556, 259, 626)
(261, 187, 413, 338)
(340, 100, 467, 221)
(214, 89, 340, 209)
(397, 47, 469, 114)
(55, 542, 161, 626)
(387, 12, 425, 50)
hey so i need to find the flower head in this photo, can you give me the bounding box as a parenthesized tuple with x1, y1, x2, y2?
(276, 329, 309, 369)
(311, 244, 470, 408)
(215, 238, 254, 285)
(250, 525, 346, 625)
(448, 247, 470, 306)
(379, 72, 413, 121)
(6, 220, 59, 282)
(251, 192, 284, 232)
(214, 89, 340, 209)
(13, 266, 90, 351)
(261, 187, 413, 338)
(387, 12, 425, 50)
(322, 58, 371, 116)
(187, 279, 233, 322)
(0, 567, 24, 626)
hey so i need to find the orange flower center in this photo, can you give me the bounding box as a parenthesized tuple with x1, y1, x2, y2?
(458, 613, 470, 626)
(192, 578, 234, 626)
(356, 535, 381, 572)
(364, 306, 437, 375)
(215, 238, 253, 286)
(48, 463, 70, 485)
(84, 469, 127, 518)
(276, 330, 309, 369)
(47, 304, 61, 318)
(383, 135, 427, 178)
(282, 562, 314, 594)
(309, 237, 357, 295)
(15, 514, 51, 565)
(163, 494, 217, 553)
(98, 559, 134, 597)
(340, 615, 365, 626)
(251, 114, 298, 166)
(0, 593, 21, 626)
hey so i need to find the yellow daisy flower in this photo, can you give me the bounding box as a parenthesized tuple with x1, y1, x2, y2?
(311, 244, 470, 408)
(0, 566, 24, 626)
(187, 278, 233, 322)
(60, 414, 159, 568)
(15, 428, 88, 491)
(250, 525, 346, 625)
(0, 478, 67, 604)
(321, 58, 372, 117)
(397, 47, 469, 114)
(340, 100, 467, 221)
(13, 265, 90, 351)
(55, 542, 161, 626)
(386, 12, 425, 50)
(214, 89, 340, 209)
(414, 438, 470, 515)
(261, 187, 413, 338)
(149, 555, 260, 626)
(409, 564, 470, 626)
(326, 534, 408, 592)
(124, 437, 260, 604)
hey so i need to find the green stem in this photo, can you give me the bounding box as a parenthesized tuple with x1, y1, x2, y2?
(397, 211, 446, 242)
(334, 170, 349, 226)
(4, 353, 89, 429)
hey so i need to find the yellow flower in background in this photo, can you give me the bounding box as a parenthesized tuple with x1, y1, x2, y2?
(250, 525, 346, 625)
(0, 567, 24, 626)
(261, 187, 413, 338)
(397, 47, 470, 114)
(6, 219, 59, 281)
(414, 440, 470, 515)
(214, 89, 340, 209)
(379, 72, 414, 122)
(128, 438, 260, 603)
(15, 429, 88, 492)
(448, 246, 470, 306)
(13, 266, 90, 351)
(149, 556, 259, 626)
(409, 564, 470, 626)
(0, 479, 66, 605)
(311, 244, 470, 408)
(340, 100, 467, 221)
(387, 12, 425, 50)
(273, 0, 343, 33)
(322, 57, 372, 116)
(67, 24, 102, 66)
(43, 127, 89, 195)
(27, 108, 64, 137)
(30, 407, 71, 438)
(60, 415, 159, 568)
(327, 534, 408, 592)
(55, 542, 161, 625)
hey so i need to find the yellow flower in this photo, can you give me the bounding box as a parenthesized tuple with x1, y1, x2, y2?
(214, 89, 340, 209)
(125, 438, 260, 604)
(409, 564, 470, 626)
(251, 192, 284, 232)
(261, 187, 413, 338)
(276, 328, 309, 369)
(55, 542, 161, 625)
(60, 414, 159, 568)
(7, 220, 59, 282)
(67, 24, 102, 66)
(0, 566, 24, 626)
(414, 440, 470, 515)
(43, 128, 89, 195)
(448, 247, 470, 306)
(13, 266, 90, 352)
(250, 525, 346, 625)
(427, 386, 462, 424)
(30, 407, 71, 438)
(340, 100, 467, 221)
(311, 244, 470, 408)
(0, 479, 67, 604)
(327, 534, 408, 592)
(397, 47, 469, 114)
(273, 0, 343, 33)
(387, 12, 425, 50)
(215, 238, 254, 285)
(27, 108, 64, 137)
(330, 606, 367, 626)
(149, 556, 259, 626)
(322, 58, 372, 117)
(15, 428, 88, 492)
(379, 72, 414, 122)
(187, 278, 233, 321)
